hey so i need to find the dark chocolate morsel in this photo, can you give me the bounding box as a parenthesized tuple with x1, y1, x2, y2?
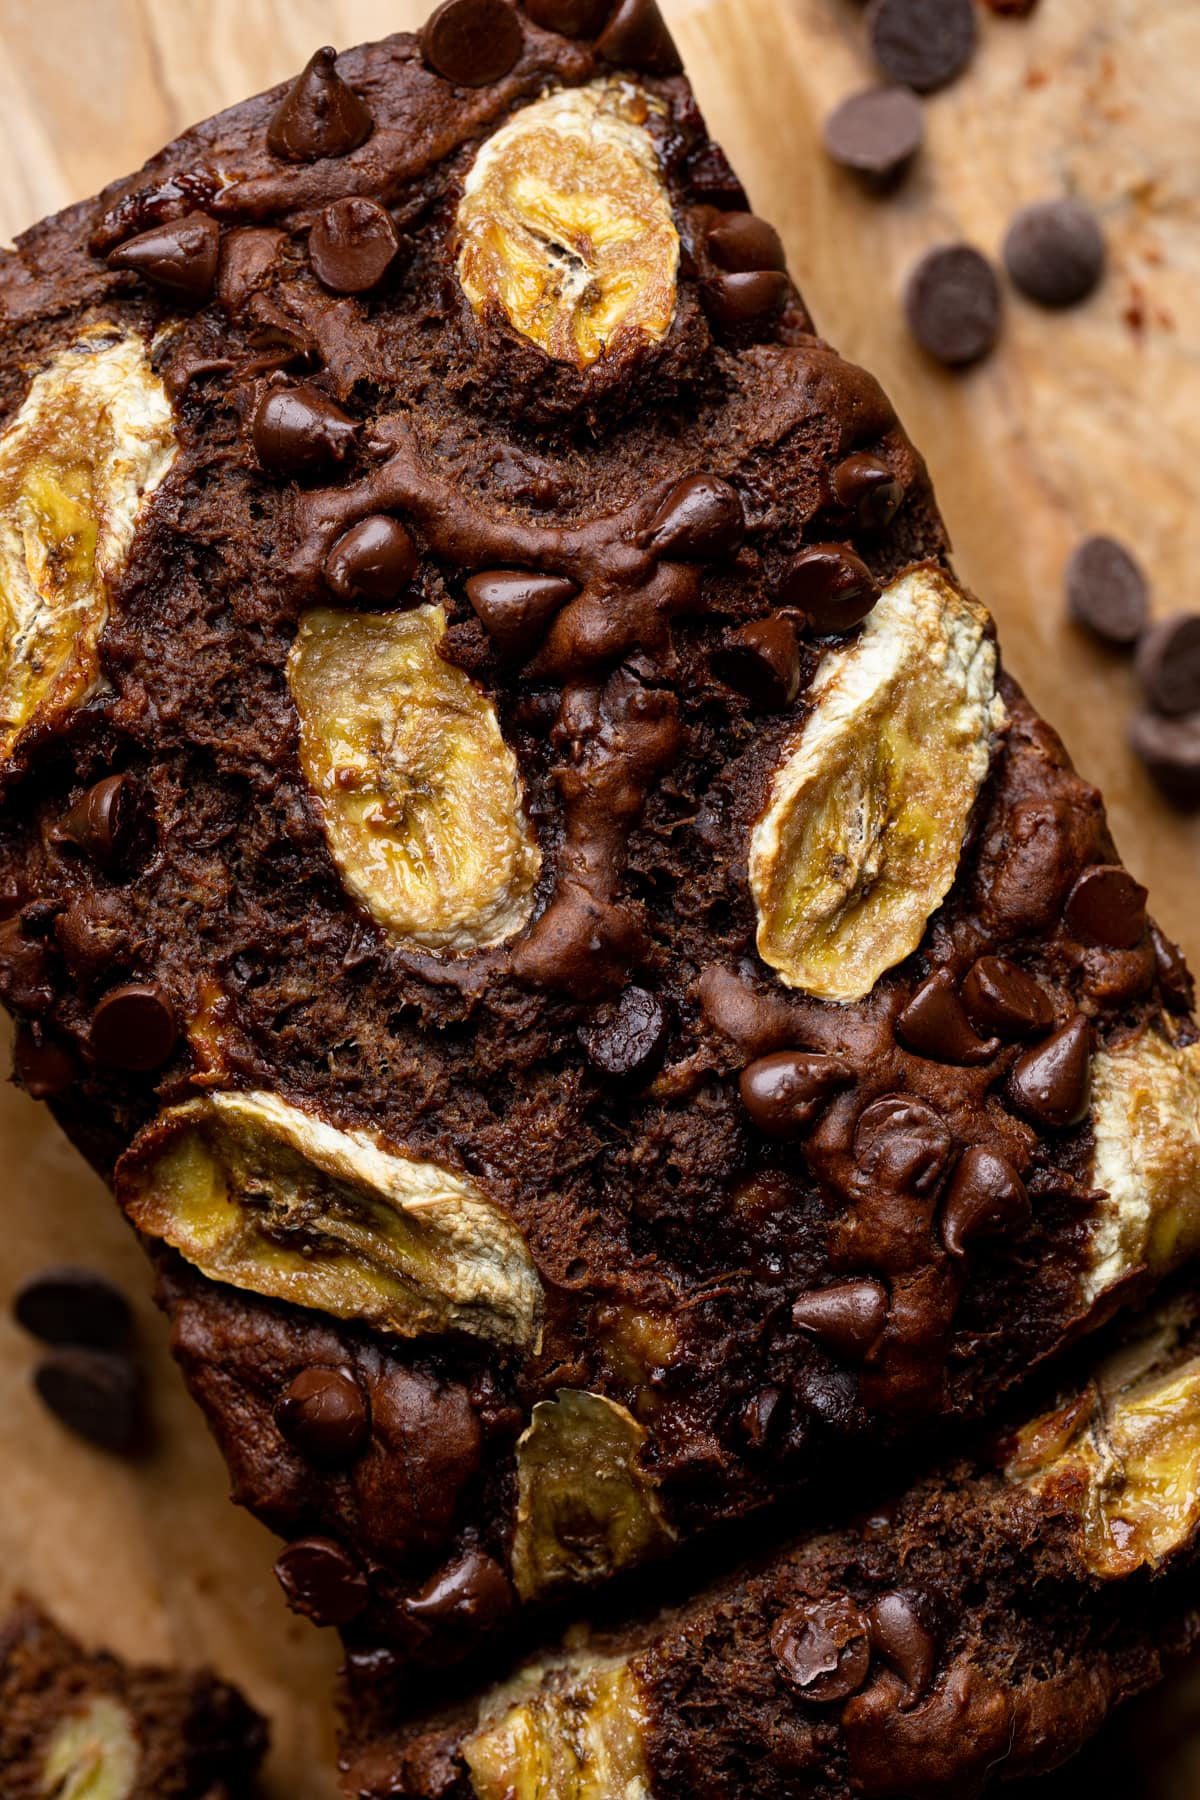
(703, 270, 790, 331)
(822, 86, 924, 183)
(421, 0, 524, 86)
(792, 1279, 889, 1362)
(324, 517, 418, 605)
(853, 1094, 954, 1195)
(276, 1366, 371, 1464)
(106, 213, 220, 303)
(1007, 1014, 1092, 1130)
(405, 1552, 514, 1631)
(713, 616, 802, 710)
(896, 970, 1001, 1065)
(740, 1385, 787, 1452)
(940, 1148, 1031, 1258)
(12, 1028, 75, 1101)
(89, 983, 178, 1074)
(274, 1537, 369, 1627)
(596, 0, 683, 75)
(645, 475, 746, 562)
(832, 453, 904, 532)
(466, 571, 578, 659)
(54, 894, 129, 983)
(705, 212, 787, 274)
(1151, 921, 1195, 1015)
(739, 1051, 849, 1138)
(266, 48, 373, 162)
(868, 1591, 937, 1707)
(54, 774, 142, 870)
(1065, 535, 1149, 647)
(33, 1348, 141, 1454)
(779, 543, 880, 633)
(904, 245, 1001, 368)
(524, 0, 614, 32)
(1003, 199, 1106, 309)
(961, 956, 1054, 1041)
(309, 198, 401, 295)
(1064, 864, 1148, 950)
(771, 1595, 872, 1702)
(866, 0, 977, 93)
(13, 1268, 132, 1350)
(578, 986, 670, 1081)
(1129, 708, 1200, 810)
(251, 383, 357, 478)
(1136, 612, 1200, 717)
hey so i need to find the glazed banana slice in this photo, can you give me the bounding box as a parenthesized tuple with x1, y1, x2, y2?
(465, 1655, 651, 1800)
(456, 80, 679, 367)
(287, 604, 540, 951)
(749, 568, 1006, 1003)
(41, 1694, 140, 1800)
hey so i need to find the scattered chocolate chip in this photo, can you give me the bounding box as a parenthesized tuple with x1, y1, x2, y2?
(324, 517, 418, 605)
(89, 983, 178, 1074)
(940, 1148, 1030, 1258)
(276, 1366, 370, 1464)
(779, 543, 880, 633)
(54, 774, 143, 871)
(1007, 1014, 1091, 1129)
(309, 198, 401, 295)
(866, 0, 976, 92)
(525, 0, 613, 32)
(646, 475, 746, 562)
(961, 956, 1054, 1041)
(14, 1268, 132, 1350)
(792, 1279, 889, 1362)
(12, 1028, 76, 1101)
(33, 1348, 141, 1454)
(853, 1094, 954, 1195)
(1129, 708, 1200, 809)
(867, 1591, 936, 1706)
(266, 47, 374, 162)
(466, 570, 578, 660)
(706, 212, 787, 274)
(405, 1552, 514, 1630)
(772, 1595, 872, 1702)
(1064, 864, 1147, 950)
(251, 383, 357, 478)
(596, 0, 682, 74)
(822, 86, 924, 183)
(1064, 535, 1149, 647)
(713, 616, 802, 710)
(1003, 199, 1106, 309)
(983, 0, 1038, 11)
(106, 213, 220, 303)
(703, 270, 790, 331)
(905, 245, 1001, 367)
(274, 1537, 369, 1626)
(896, 970, 1001, 1065)
(422, 0, 524, 85)
(579, 986, 670, 1081)
(740, 1385, 787, 1452)
(832, 453, 903, 532)
(739, 1051, 849, 1137)
(1136, 612, 1200, 717)
(1150, 921, 1195, 1015)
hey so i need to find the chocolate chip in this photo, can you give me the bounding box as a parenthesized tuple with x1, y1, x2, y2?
(33, 1348, 141, 1454)
(940, 1147, 1030, 1258)
(217, 228, 285, 316)
(832, 453, 903, 532)
(106, 213, 220, 303)
(1007, 1014, 1091, 1129)
(740, 1385, 787, 1452)
(54, 774, 144, 871)
(90, 983, 178, 1073)
(772, 1595, 872, 1702)
(12, 1028, 76, 1101)
(706, 212, 787, 274)
(961, 956, 1054, 1041)
(405, 1552, 514, 1630)
(905, 245, 1001, 367)
(422, 0, 524, 85)
(466, 571, 578, 659)
(324, 517, 418, 605)
(1129, 708, 1200, 809)
(596, 0, 682, 74)
(779, 543, 880, 633)
(853, 1094, 954, 1195)
(1065, 535, 1149, 647)
(14, 1268, 132, 1350)
(579, 986, 669, 1080)
(1151, 922, 1195, 1015)
(309, 198, 401, 295)
(266, 47, 374, 162)
(274, 1537, 369, 1626)
(1003, 199, 1106, 308)
(55, 895, 129, 983)
(525, 0, 614, 32)
(896, 971, 1001, 1065)
(867, 1591, 936, 1706)
(276, 1366, 370, 1464)
(983, 0, 1038, 11)
(867, 0, 976, 92)
(645, 475, 746, 562)
(703, 270, 790, 331)
(739, 1051, 849, 1137)
(713, 616, 802, 710)
(792, 1279, 889, 1362)
(1136, 612, 1200, 717)
(822, 86, 924, 183)
(251, 383, 357, 478)
(1064, 864, 1147, 950)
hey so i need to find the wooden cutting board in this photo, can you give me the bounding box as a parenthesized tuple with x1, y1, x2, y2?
(0, 3, 1196, 1795)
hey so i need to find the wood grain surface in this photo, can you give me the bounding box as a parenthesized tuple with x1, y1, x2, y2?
(0, 3, 1196, 1795)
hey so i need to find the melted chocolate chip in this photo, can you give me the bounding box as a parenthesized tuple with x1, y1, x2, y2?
(579, 986, 670, 1080)
(868, 1591, 936, 1707)
(713, 616, 802, 710)
(276, 1366, 370, 1464)
(940, 1147, 1030, 1258)
(14, 1268, 132, 1350)
(704, 270, 790, 331)
(779, 543, 879, 633)
(645, 475, 746, 562)
(89, 983, 178, 1074)
(309, 198, 401, 294)
(772, 1595, 872, 1702)
(12, 1028, 75, 1101)
(405, 1552, 514, 1630)
(1151, 922, 1195, 1015)
(1129, 708, 1200, 809)
(251, 383, 357, 478)
(596, 0, 683, 74)
(54, 895, 129, 983)
(107, 213, 220, 303)
(740, 1385, 787, 1452)
(961, 956, 1054, 1041)
(1007, 1014, 1091, 1129)
(739, 1051, 849, 1138)
(466, 571, 578, 659)
(1136, 612, 1200, 717)
(905, 245, 1001, 367)
(1064, 864, 1147, 950)
(1065, 535, 1149, 647)
(33, 1348, 141, 1454)
(822, 86, 924, 183)
(853, 1095, 954, 1195)
(422, 0, 524, 85)
(266, 48, 374, 162)
(324, 517, 418, 605)
(895, 971, 1000, 1065)
(274, 1537, 369, 1626)
(54, 774, 144, 871)
(792, 1279, 889, 1362)
(525, 0, 614, 32)
(217, 228, 285, 316)
(867, 0, 977, 92)
(706, 212, 787, 274)
(832, 453, 904, 532)
(1004, 199, 1106, 309)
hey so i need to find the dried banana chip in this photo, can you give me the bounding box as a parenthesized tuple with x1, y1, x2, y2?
(41, 1695, 139, 1800)
(464, 1655, 651, 1800)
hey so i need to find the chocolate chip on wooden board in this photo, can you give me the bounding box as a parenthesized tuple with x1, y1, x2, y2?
(866, 0, 977, 93)
(1136, 613, 1200, 716)
(1003, 199, 1106, 309)
(13, 1268, 132, 1350)
(823, 86, 923, 185)
(33, 1347, 142, 1454)
(904, 246, 1001, 367)
(1065, 536, 1149, 647)
(1129, 709, 1200, 809)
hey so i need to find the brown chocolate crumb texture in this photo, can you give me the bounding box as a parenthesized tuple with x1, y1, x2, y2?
(0, 0, 1198, 1700)
(0, 1598, 265, 1799)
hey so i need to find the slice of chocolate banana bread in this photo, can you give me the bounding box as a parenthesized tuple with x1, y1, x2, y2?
(1, 0, 1198, 1714)
(0, 1599, 265, 1798)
